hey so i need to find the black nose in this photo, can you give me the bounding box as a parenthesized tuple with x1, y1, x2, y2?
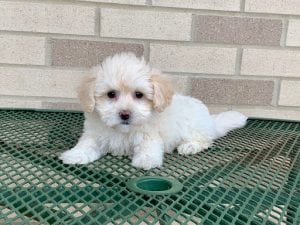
(119, 110, 131, 121)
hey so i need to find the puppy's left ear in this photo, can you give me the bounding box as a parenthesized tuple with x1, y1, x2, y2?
(78, 75, 96, 113)
(151, 74, 174, 112)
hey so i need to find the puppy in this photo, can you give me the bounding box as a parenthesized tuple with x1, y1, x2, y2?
(59, 52, 247, 170)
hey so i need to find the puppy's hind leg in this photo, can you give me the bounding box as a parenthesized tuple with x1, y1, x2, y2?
(177, 134, 212, 155)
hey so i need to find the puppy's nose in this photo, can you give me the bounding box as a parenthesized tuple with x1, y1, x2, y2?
(119, 110, 131, 121)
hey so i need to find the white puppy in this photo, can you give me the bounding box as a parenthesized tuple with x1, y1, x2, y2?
(59, 52, 247, 170)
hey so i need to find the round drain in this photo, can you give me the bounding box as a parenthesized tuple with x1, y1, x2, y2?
(127, 176, 183, 195)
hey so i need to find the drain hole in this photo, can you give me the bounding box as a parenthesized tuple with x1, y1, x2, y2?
(127, 176, 183, 195)
(136, 178, 172, 192)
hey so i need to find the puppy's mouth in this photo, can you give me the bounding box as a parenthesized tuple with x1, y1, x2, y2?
(121, 121, 130, 125)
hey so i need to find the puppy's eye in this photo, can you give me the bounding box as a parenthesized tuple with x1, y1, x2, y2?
(135, 91, 144, 99)
(107, 91, 116, 99)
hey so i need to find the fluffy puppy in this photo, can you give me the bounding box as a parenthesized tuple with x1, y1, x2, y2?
(59, 52, 247, 170)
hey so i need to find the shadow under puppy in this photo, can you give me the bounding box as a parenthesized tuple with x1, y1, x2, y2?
(59, 52, 247, 170)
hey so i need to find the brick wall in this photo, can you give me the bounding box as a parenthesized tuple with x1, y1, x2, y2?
(0, 0, 299, 120)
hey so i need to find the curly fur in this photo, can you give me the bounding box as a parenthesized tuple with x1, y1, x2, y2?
(59, 52, 247, 170)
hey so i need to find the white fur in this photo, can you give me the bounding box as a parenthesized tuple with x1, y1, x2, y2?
(59, 53, 248, 170)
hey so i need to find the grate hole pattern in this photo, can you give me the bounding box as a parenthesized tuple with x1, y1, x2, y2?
(0, 110, 299, 225)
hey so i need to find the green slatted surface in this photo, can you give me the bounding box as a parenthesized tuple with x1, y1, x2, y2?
(0, 109, 299, 225)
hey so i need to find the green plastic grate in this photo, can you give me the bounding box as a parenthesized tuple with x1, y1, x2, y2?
(0, 109, 299, 225)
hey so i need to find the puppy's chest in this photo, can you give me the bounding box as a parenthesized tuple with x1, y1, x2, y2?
(98, 132, 143, 156)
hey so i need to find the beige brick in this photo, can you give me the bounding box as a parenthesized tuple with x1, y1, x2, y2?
(241, 49, 300, 77)
(279, 80, 300, 106)
(0, 67, 86, 98)
(150, 44, 236, 74)
(286, 20, 300, 46)
(245, 0, 300, 15)
(152, 0, 240, 11)
(209, 106, 300, 121)
(0, 35, 45, 65)
(168, 75, 191, 95)
(101, 8, 191, 41)
(193, 15, 282, 46)
(0, 1, 95, 35)
(51, 39, 144, 67)
(79, 0, 146, 4)
(191, 78, 274, 105)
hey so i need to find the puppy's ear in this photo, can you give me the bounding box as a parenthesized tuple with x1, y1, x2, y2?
(151, 74, 174, 112)
(78, 75, 96, 113)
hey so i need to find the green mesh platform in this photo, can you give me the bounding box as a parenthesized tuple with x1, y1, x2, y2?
(0, 109, 299, 225)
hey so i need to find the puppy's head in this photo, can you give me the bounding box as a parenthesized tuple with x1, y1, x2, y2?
(78, 52, 174, 132)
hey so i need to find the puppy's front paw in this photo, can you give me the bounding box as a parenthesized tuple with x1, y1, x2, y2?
(59, 148, 99, 165)
(177, 142, 207, 155)
(132, 154, 162, 170)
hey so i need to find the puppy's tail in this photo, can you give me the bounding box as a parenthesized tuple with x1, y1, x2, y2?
(212, 111, 248, 139)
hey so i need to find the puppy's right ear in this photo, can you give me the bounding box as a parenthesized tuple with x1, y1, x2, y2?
(78, 75, 96, 113)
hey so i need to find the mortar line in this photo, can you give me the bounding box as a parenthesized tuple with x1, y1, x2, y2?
(206, 104, 300, 111)
(144, 41, 150, 62)
(95, 7, 101, 37)
(190, 14, 195, 42)
(0, 95, 79, 102)
(275, 79, 282, 107)
(167, 72, 300, 81)
(148, 40, 300, 50)
(271, 78, 281, 106)
(240, 0, 246, 12)
(235, 47, 243, 76)
(238, 74, 300, 80)
(0, 30, 148, 44)
(44, 37, 52, 66)
(0, 63, 89, 71)
(280, 19, 289, 47)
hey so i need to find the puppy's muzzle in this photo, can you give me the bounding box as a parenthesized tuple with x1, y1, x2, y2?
(119, 110, 131, 124)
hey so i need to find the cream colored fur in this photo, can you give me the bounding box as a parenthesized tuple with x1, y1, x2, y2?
(59, 52, 247, 170)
